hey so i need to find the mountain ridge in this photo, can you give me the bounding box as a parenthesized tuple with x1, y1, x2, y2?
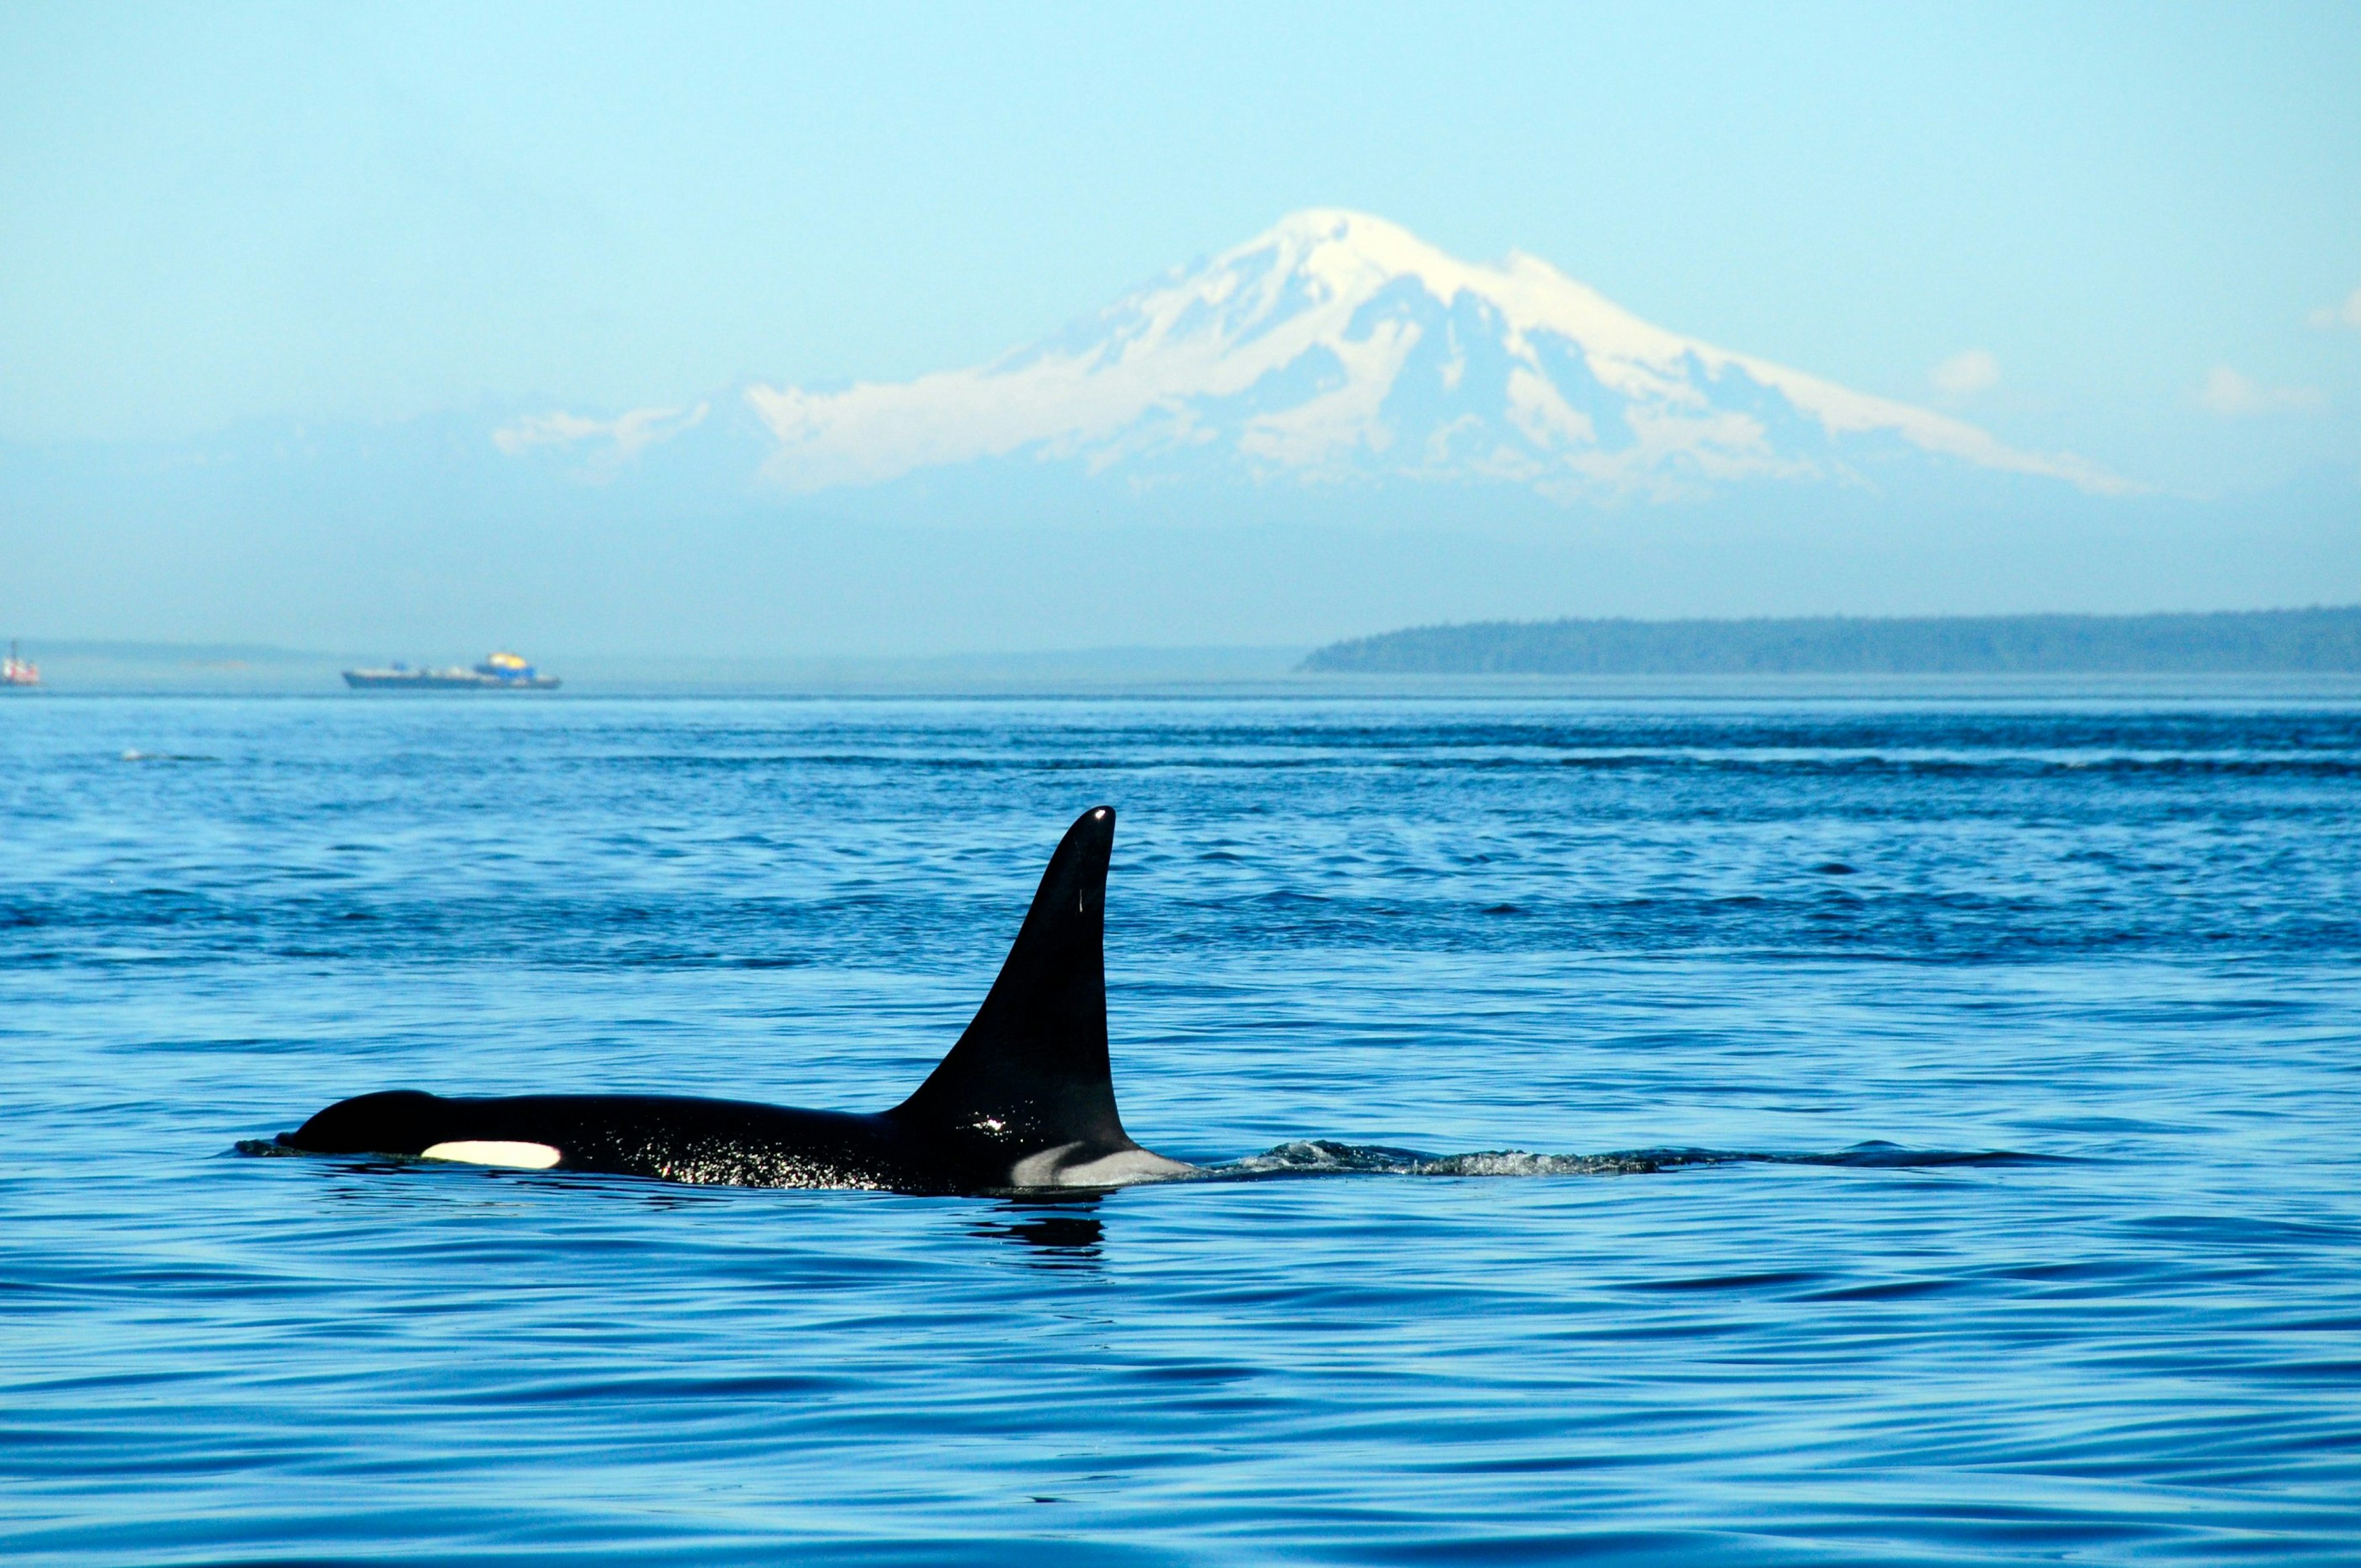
(481, 210, 2132, 504)
(673, 209, 2132, 502)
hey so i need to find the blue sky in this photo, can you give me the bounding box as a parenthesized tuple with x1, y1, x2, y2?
(3, 0, 2357, 496)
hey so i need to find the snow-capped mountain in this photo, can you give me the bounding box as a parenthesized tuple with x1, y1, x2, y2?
(733, 209, 2124, 502)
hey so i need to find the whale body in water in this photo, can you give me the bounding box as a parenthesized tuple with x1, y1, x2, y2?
(280, 806, 1197, 1192)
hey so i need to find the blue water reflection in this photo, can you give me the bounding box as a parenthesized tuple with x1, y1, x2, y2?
(2, 691, 2357, 1562)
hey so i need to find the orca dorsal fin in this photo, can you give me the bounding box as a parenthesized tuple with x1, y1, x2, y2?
(889, 806, 1139, 1156)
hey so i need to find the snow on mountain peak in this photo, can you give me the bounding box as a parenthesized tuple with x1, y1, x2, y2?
(741, 209, 2128, 500)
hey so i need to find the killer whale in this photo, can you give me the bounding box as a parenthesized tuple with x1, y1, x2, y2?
(280, 806, 1196, 1193)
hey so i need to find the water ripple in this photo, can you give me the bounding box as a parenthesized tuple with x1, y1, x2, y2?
(3, 692, 2359, 1562)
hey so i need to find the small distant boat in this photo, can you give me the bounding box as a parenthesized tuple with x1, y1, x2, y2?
(1, 640, 38, 688)
(342, 651, 560, 691)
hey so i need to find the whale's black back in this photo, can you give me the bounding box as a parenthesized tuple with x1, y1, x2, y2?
(283, 805, 1158, 1189)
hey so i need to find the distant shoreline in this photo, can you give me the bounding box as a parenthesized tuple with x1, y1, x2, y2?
(11, 621, 2361, 695)
(1301, 608, 2361, 676)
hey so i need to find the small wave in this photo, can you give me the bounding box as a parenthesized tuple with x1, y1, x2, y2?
(1222, 1139, 1434, 1174)
(1212, 1138, 2049, 1180)
(1779, 1140, 2064, 1168)
(121, 750, 218, 763)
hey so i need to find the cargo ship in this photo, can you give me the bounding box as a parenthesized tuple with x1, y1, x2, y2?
(1, 641, 37, 687)
(342, 651, 560, 691)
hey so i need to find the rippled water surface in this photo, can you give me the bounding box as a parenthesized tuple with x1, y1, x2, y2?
(5, 691, 2360, 1563)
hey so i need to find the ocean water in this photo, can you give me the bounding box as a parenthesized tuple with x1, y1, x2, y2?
(4, 690, 2359, 1564)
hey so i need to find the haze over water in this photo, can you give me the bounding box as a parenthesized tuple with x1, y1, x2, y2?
(4, 687, 2359, 1562)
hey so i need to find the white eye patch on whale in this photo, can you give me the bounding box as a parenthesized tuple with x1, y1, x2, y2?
(275, 806, 1198, 1194)
(420, 1141, 561, 1170)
